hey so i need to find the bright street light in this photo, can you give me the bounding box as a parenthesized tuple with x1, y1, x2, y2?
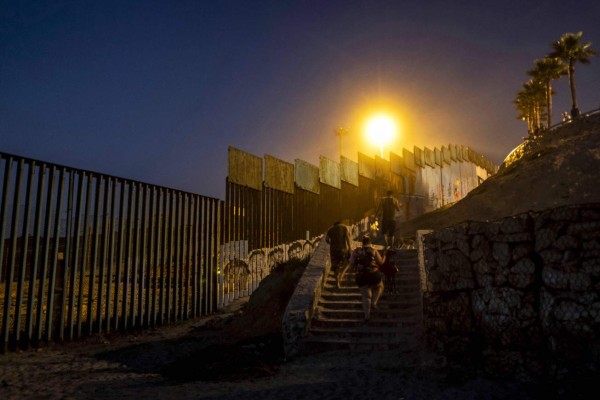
(365, 114, 397, 158)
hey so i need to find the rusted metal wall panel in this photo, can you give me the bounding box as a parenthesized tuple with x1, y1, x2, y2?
(357, 175, 376, 216)
(442, 146, 451, 165)
(414, 146, 424, 168)
(374, 156, 390, 180)
(434, 147, 442, 167)
(449, 144, 457, 161)
(390, 151, 415, 195)
(358, 152, 375, 179)
(458, 145, 466, 161)
(340, 156, 359, 187)
(319, 156, 341, 189)
(294, 159, 320, 194)
(440, 162, 453, 205)
(447, 162, 463, 202)
(390, 151, 403, 175)
(483, 156, 495, 173)
(462, 162, 478, 193)
(387, 172, 406, 195)
(484, 158, 492, 173)
(340, 181, 360, 223)
(264, 154, 294, 194)
(415, 165, 428, 197)
(487, 159, 498, 174)
(406, 169, 417, 194)
(467, 147, 476, 163)
(421, 165, 442, 211)
(424, 147, 435, 167)
(228, 147, 263, 191)
(317, 183, 341, 231)
(456, 162, 467, 197)
(462, 145, 470, 162)
(403, 148, 416, 171)
(293, 186, 319, 239)
(472, 151, 480, 166)
(456, 144, 464, 162)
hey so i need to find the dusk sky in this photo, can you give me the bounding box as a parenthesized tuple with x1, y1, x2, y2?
(2, 0, 599, 199)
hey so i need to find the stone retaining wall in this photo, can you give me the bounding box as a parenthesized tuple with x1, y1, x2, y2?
(282, 235, 330, 359)
(421, 204, 600, 380)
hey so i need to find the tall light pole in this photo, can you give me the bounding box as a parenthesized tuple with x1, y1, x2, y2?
(335, 127, 348, 158)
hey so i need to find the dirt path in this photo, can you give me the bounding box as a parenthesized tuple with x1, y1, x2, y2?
(1, 295, 544, 400)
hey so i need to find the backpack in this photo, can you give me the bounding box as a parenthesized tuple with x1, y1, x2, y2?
(380, 249, 399, 276)
(355, 248, 375, 272)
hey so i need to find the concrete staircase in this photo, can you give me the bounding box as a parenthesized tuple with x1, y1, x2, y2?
(300, 249, 423, 353)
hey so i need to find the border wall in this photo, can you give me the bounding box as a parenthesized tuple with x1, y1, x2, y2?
(0, 152, 222, 352)
(0, 142, 496, 351)
(225, 144, 497, 250)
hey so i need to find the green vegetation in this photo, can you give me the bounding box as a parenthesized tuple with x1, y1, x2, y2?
(527, 57, 566, 128)
(515, 31, 596, 134)
(549, 32, 597, 117)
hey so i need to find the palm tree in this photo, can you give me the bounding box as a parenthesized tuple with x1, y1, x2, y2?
(514, 94, 535, 134)
(514, 80, 546, 134)
(549, 32, 596, 117)
(527, 57, 566, 127)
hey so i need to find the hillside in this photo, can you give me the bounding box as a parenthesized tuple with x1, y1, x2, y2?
(399, 112, 600, 238)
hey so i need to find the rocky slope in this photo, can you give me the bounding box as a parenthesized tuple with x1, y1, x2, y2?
(399, 112, 600, 237)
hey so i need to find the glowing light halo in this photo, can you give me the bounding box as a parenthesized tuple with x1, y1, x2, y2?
(365, 113, 397, 158)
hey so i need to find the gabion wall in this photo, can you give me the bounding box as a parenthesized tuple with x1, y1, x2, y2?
(422, 204, 600, 380)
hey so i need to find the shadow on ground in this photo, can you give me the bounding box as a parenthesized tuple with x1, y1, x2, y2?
(93, 258, 308, 382)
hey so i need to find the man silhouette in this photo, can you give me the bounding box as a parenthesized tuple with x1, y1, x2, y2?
(375, 190, 401, 248)
(325, 220, 353, 288)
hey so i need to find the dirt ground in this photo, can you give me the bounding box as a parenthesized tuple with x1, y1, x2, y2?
(0, 257, 551, 400)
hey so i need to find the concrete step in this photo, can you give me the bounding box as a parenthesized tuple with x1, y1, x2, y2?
(316, 306, 422, 320)
(329, 267, 419, 275)
(320, 292, 362, 301)
(321, 291, 420, 302)
(309, 325, 418, 338)
(300, 248, 423, 356)
(310, 316, 423, 329)
(299, 334, 420, 352)
(381, 291, 422, 301)
(322, 281, 420, 291)
(326, 274, 421, 285)
(393, 250, 418, 258)
(326, 275, 420, 286)
(317, 299, 421, 311)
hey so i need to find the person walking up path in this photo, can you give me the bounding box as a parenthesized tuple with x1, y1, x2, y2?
(375, 190, 401, 249)
(350, 235, 385, 322)
(325, 220, 353, 289)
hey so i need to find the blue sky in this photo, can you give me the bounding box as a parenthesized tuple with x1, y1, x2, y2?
(2, 0, 599, 199)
